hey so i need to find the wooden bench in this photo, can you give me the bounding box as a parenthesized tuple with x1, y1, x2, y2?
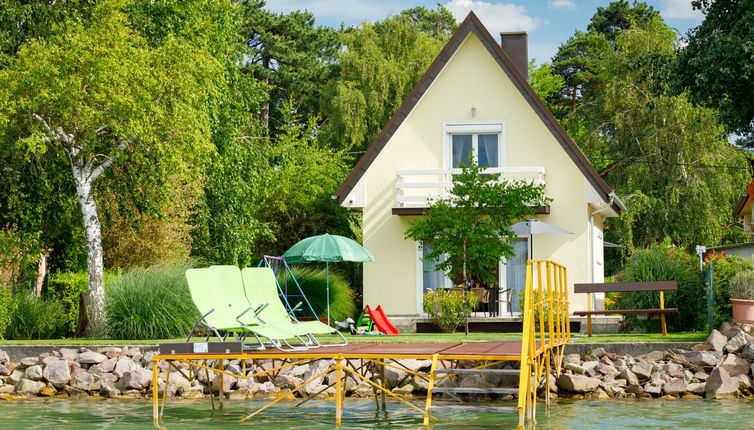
(573, 281, 678, 336)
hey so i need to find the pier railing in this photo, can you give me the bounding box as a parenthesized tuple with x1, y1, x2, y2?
(517, 260, 570, 427)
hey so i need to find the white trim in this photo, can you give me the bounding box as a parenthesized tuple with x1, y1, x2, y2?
(415, 241, 423, 315)
(442, 121, 506, 172)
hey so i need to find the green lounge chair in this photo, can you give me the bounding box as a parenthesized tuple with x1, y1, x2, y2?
(241, 267, 348, 347)
(185, 267, 308, 351)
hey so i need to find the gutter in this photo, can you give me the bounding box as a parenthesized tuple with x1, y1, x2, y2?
(588, 192, 625, 310)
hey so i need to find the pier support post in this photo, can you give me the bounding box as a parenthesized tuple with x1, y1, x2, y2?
(335, 356, 343, 425)
(218, 359, 225, 410)
(152, 360, 159, 425)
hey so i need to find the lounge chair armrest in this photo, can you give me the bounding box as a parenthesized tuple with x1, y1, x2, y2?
(237, 306, 253, 319)
(254, 303, 269, 315)
(288, 301, 303, 318)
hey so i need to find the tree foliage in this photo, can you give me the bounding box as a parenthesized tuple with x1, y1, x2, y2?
(239, 0, 339, 133)
(672, 0, 754, 139)
(405, 161, 547, 286)
(323, 14, 450, 151)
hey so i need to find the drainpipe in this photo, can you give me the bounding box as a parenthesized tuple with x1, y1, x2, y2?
(588, 192, 626, 310)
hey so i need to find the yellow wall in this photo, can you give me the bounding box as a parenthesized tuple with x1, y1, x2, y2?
(359, 32, 606, 316)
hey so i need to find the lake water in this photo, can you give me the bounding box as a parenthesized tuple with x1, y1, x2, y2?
(1, 398, 753, 429)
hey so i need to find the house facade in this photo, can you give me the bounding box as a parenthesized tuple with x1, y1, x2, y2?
(334, 12, 623, 318)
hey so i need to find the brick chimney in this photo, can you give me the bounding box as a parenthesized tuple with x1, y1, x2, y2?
(500, 32, 528, 80)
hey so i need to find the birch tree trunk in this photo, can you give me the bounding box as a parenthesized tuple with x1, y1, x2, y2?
(72, 163, 107, 336)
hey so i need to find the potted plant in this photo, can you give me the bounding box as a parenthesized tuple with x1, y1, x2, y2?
(730, 271, 754, 323)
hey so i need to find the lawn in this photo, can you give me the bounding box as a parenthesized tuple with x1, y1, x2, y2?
(0, 331, 707, 346)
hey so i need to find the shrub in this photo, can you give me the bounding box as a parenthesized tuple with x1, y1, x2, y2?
(423, 289, 479, 333)
(617, 241, 705, 332)
(281, 266, 356, 322)
(106, 260, 200, 339)
(5, 293, 66, 340)
(0, 284, 10, 338)
(47, 272, 88, 336)
(705, 252, 753, 327)
(730, 271, 754, 300)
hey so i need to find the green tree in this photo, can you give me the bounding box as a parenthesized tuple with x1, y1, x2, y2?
(324, 14, 449, 152)
(528, 60, 566, 102)
(587, 0, 659, 42)
(399, 5, 458, 38)
(251, 101, 354, 257)
(0, 2, 222, 334)
(570, 17, 749, 252)
(239, 0, 339, 133)
(404, 160, 547, 334)
(672, 0, 754, 140)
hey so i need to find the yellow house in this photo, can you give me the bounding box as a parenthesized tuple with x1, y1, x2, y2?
(334, 12, 624, 325)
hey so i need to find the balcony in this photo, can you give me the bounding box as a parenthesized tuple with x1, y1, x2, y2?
(393, 167, 548, 215)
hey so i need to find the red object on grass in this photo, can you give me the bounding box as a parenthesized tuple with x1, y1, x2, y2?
(364, 305, 400, 335)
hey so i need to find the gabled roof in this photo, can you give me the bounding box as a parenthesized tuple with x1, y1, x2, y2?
(733, 178, 754, 217)
(334, 11, 619, 214)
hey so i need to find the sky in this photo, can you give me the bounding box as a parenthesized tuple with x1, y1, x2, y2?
(265, 0, 705, 63)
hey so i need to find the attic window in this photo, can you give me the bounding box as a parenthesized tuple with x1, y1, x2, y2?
(445, 122, 504, 172)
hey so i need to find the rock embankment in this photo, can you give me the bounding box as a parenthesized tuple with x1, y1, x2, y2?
(551, 322, 754, 400)
(1, 322, 754, 401)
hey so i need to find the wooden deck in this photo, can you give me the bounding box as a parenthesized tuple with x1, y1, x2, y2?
(155, 340, 526, 361)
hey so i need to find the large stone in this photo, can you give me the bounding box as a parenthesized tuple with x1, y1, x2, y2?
(731, 374, 751, 389)
(70, 371, 96, 391)
(707, 330, 728, 354)
(96, 357, 118, 374)
(113, 357, 137, 378)
(687, 382, 706, 395)
(78, 351, 107, 365)
(19, 357, 39, 368)
(612, 358, 627, 371)
(15, 378, 45, 395)
(719, 321, 735, 337)
(598, 363, 619, 376)
(720, 354, 750, 377)
(725, 330, 753, 353)
(0, 349, 9, 365)
(565, 362, 587, 375)
(679, 350, 720, 367)
(693, 371, 709, 382)
(556, 374, 601, 393)
(210, 374, 237, 393)
(620, 369, 639, 386)
(638, 350, 666, 362)
(384, 365, 408, 389)
(100, 380, 121, 398)
(582, 361, 600, 377)
(644, 385, 662, 396)
(121, 368, 152, 390)
(397, 359, 431, 372)
(664, 362, 684, 375)
(25, 365, 44, 381)
(563, 354, 581, 367)
(739, 342, 754, 361)
(58, 348, 79, 361)
(705, 367, 739, 399)
(8, 369, 24, 385)
(631, 361, 653, 381)
(662, 378, 687, 396)
(302, 359, 331, 392)
(0, 364, 10, 376)
(43, 360, 71, 388)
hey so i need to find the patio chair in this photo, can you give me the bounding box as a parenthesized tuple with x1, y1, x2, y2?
(185, 267, 308, 351)
(240, 267, 348, 347)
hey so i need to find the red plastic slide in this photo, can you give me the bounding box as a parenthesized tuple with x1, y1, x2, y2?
(364, 305, 400, 335)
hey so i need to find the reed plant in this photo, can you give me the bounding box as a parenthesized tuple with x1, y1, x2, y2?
(280, 266, 356, 322)
(106, 260, 200, 339)
(5, 293, 66, 340)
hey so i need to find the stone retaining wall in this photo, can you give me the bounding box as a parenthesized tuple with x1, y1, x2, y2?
(1, 323, 753, 401)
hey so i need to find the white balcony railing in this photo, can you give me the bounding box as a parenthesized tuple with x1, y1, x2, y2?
(395, 167, 545, 207)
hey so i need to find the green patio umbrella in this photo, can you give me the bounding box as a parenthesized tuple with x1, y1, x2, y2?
(282, 234, 374, 325)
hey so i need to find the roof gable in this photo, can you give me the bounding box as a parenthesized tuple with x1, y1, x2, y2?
(334, 11, 618, 213)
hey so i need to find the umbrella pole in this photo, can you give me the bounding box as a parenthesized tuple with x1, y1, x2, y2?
(326, 262, 330, 326)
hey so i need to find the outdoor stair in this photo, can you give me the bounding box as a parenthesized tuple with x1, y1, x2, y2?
(427, 366, 522, 418)
(431, 387, 519, 395)
(434, 368, 520, 376)
(429, 405, 518, 413)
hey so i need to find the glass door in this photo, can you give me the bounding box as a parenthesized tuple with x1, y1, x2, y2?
(505, 238, 529, 313)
